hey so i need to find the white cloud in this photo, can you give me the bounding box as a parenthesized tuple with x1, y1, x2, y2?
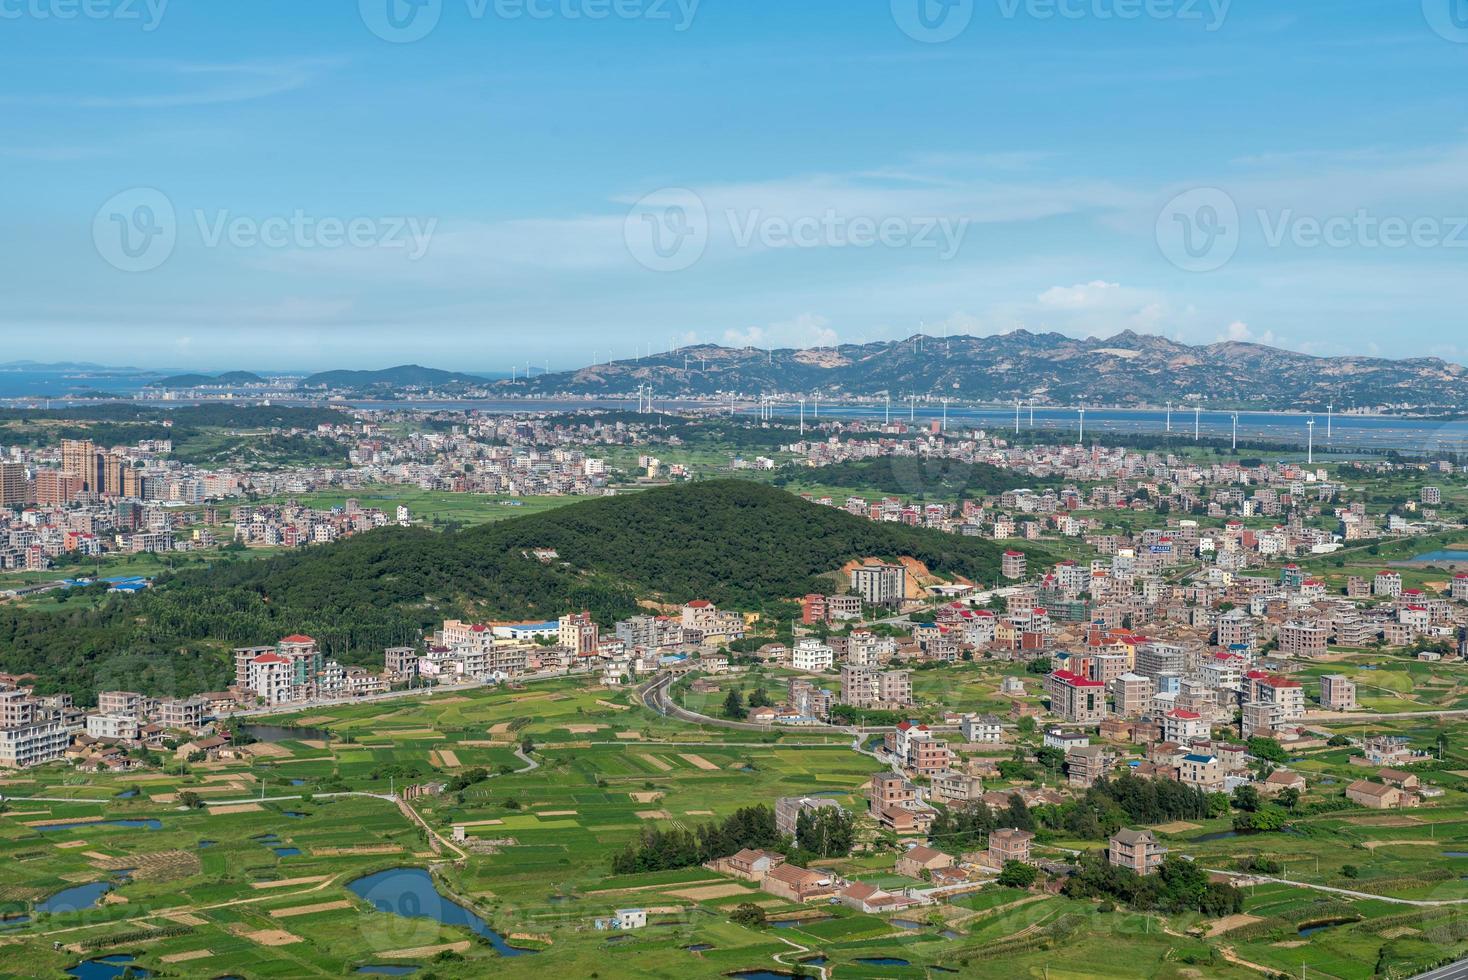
(1218, 320, 1278, 345)
(1037, 280, 1122, 310)
(724, 313, 838, 351)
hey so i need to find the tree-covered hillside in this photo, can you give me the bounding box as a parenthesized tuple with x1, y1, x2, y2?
(0, 482, 1047, 701)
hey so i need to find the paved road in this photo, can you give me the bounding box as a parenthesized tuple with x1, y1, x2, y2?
(1208, 869, 1468, 908)
(1414, 957, 1468, 980)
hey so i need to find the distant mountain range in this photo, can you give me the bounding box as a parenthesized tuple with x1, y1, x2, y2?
(0, 360, 146, 373)
(151, 371, 266, 388)
(302, 365, 490, 389)
(499, 331, 1468, 412)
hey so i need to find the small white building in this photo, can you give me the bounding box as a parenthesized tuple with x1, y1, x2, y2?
(615, 908, 647, 930)
(791, 638, 834, 673)
(960, 713, 1004, 743)
(86, 713, 141, 742)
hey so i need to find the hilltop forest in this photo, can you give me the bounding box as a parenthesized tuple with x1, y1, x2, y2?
(0, 481, 1046, 702)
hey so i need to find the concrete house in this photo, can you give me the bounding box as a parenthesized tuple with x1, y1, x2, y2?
(1109, 828, 1167, 875)
(761, 863, 836, 903)
(895, 844, 954, 879)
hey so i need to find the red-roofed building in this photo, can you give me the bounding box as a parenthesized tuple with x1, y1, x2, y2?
(1045, 669, 1106, 723)
(1161, 707, 1208, 743)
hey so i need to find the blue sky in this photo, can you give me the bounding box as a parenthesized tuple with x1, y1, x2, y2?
(4, 0, 1468, 370)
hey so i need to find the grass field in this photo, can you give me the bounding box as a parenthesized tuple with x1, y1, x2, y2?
(11, 661, 1468, 976)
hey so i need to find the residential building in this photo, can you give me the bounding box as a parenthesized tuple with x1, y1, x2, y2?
(960, 713, 1004, 743)
(791, 638, 834, 673)
(1278, 620, 1328, 659)
(1045, 669, 1106, 723)
(774, 796, 844, 838)
(895, 845, 954, 880)
(850, 562, 907, 607)
(1320, 674, 1357, 711)
(987, 828, 1035, 865)
(1109, 828, 1167, 875)
(761, 863, 836, 903)
(1177, 753, 1223, 791)
(1346, 779, 1410, 810)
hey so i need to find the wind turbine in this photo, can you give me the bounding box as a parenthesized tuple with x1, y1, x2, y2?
(1166, 401, 1172, 433)
(799, 398, 806, 436)
(1231, 413, 1239, 451)
(909, 394, 916, 423)
(1015, 400, 1021, 436)
(1029, 402, 1034, 426)
(1194, 407, 1201, 441)
(1326, 403, 1333, 442)
(1307, 418, 1316, 465)
(1078, 407, 1085, 446)
(885, 395, 891, 426)
(813, 393, 819, 418)
(941, 398, 949, 432)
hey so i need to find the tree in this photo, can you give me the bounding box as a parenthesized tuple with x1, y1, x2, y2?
(723, 688, 746, 719)
(1246, 736, 1288, 764)
(730, 903, 766, 929)
(1231, 785, 1262, 813)
(748, 687, 772, 709)
(178, 791, 204, 809)
(997, 861, 1039, 888)
(1233, 804, 1288, 834)
(1277, 787, 1300, 812)
(795, 805, 856, 858)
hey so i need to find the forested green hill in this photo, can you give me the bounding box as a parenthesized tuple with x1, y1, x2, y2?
(0, 481, 1048, 701)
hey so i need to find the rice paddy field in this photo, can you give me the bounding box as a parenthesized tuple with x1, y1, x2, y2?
(9, 672, 1468, 977)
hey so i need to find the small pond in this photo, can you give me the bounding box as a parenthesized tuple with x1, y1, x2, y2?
(347, 868, 536, 957)
(66, 954, 151, 980)
(37, 881, 113, 914)
(239, 724, 331, 743)
(34, 819, 161, 833)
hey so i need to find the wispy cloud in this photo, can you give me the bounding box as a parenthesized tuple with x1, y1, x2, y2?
(2, 58, 336, 109)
